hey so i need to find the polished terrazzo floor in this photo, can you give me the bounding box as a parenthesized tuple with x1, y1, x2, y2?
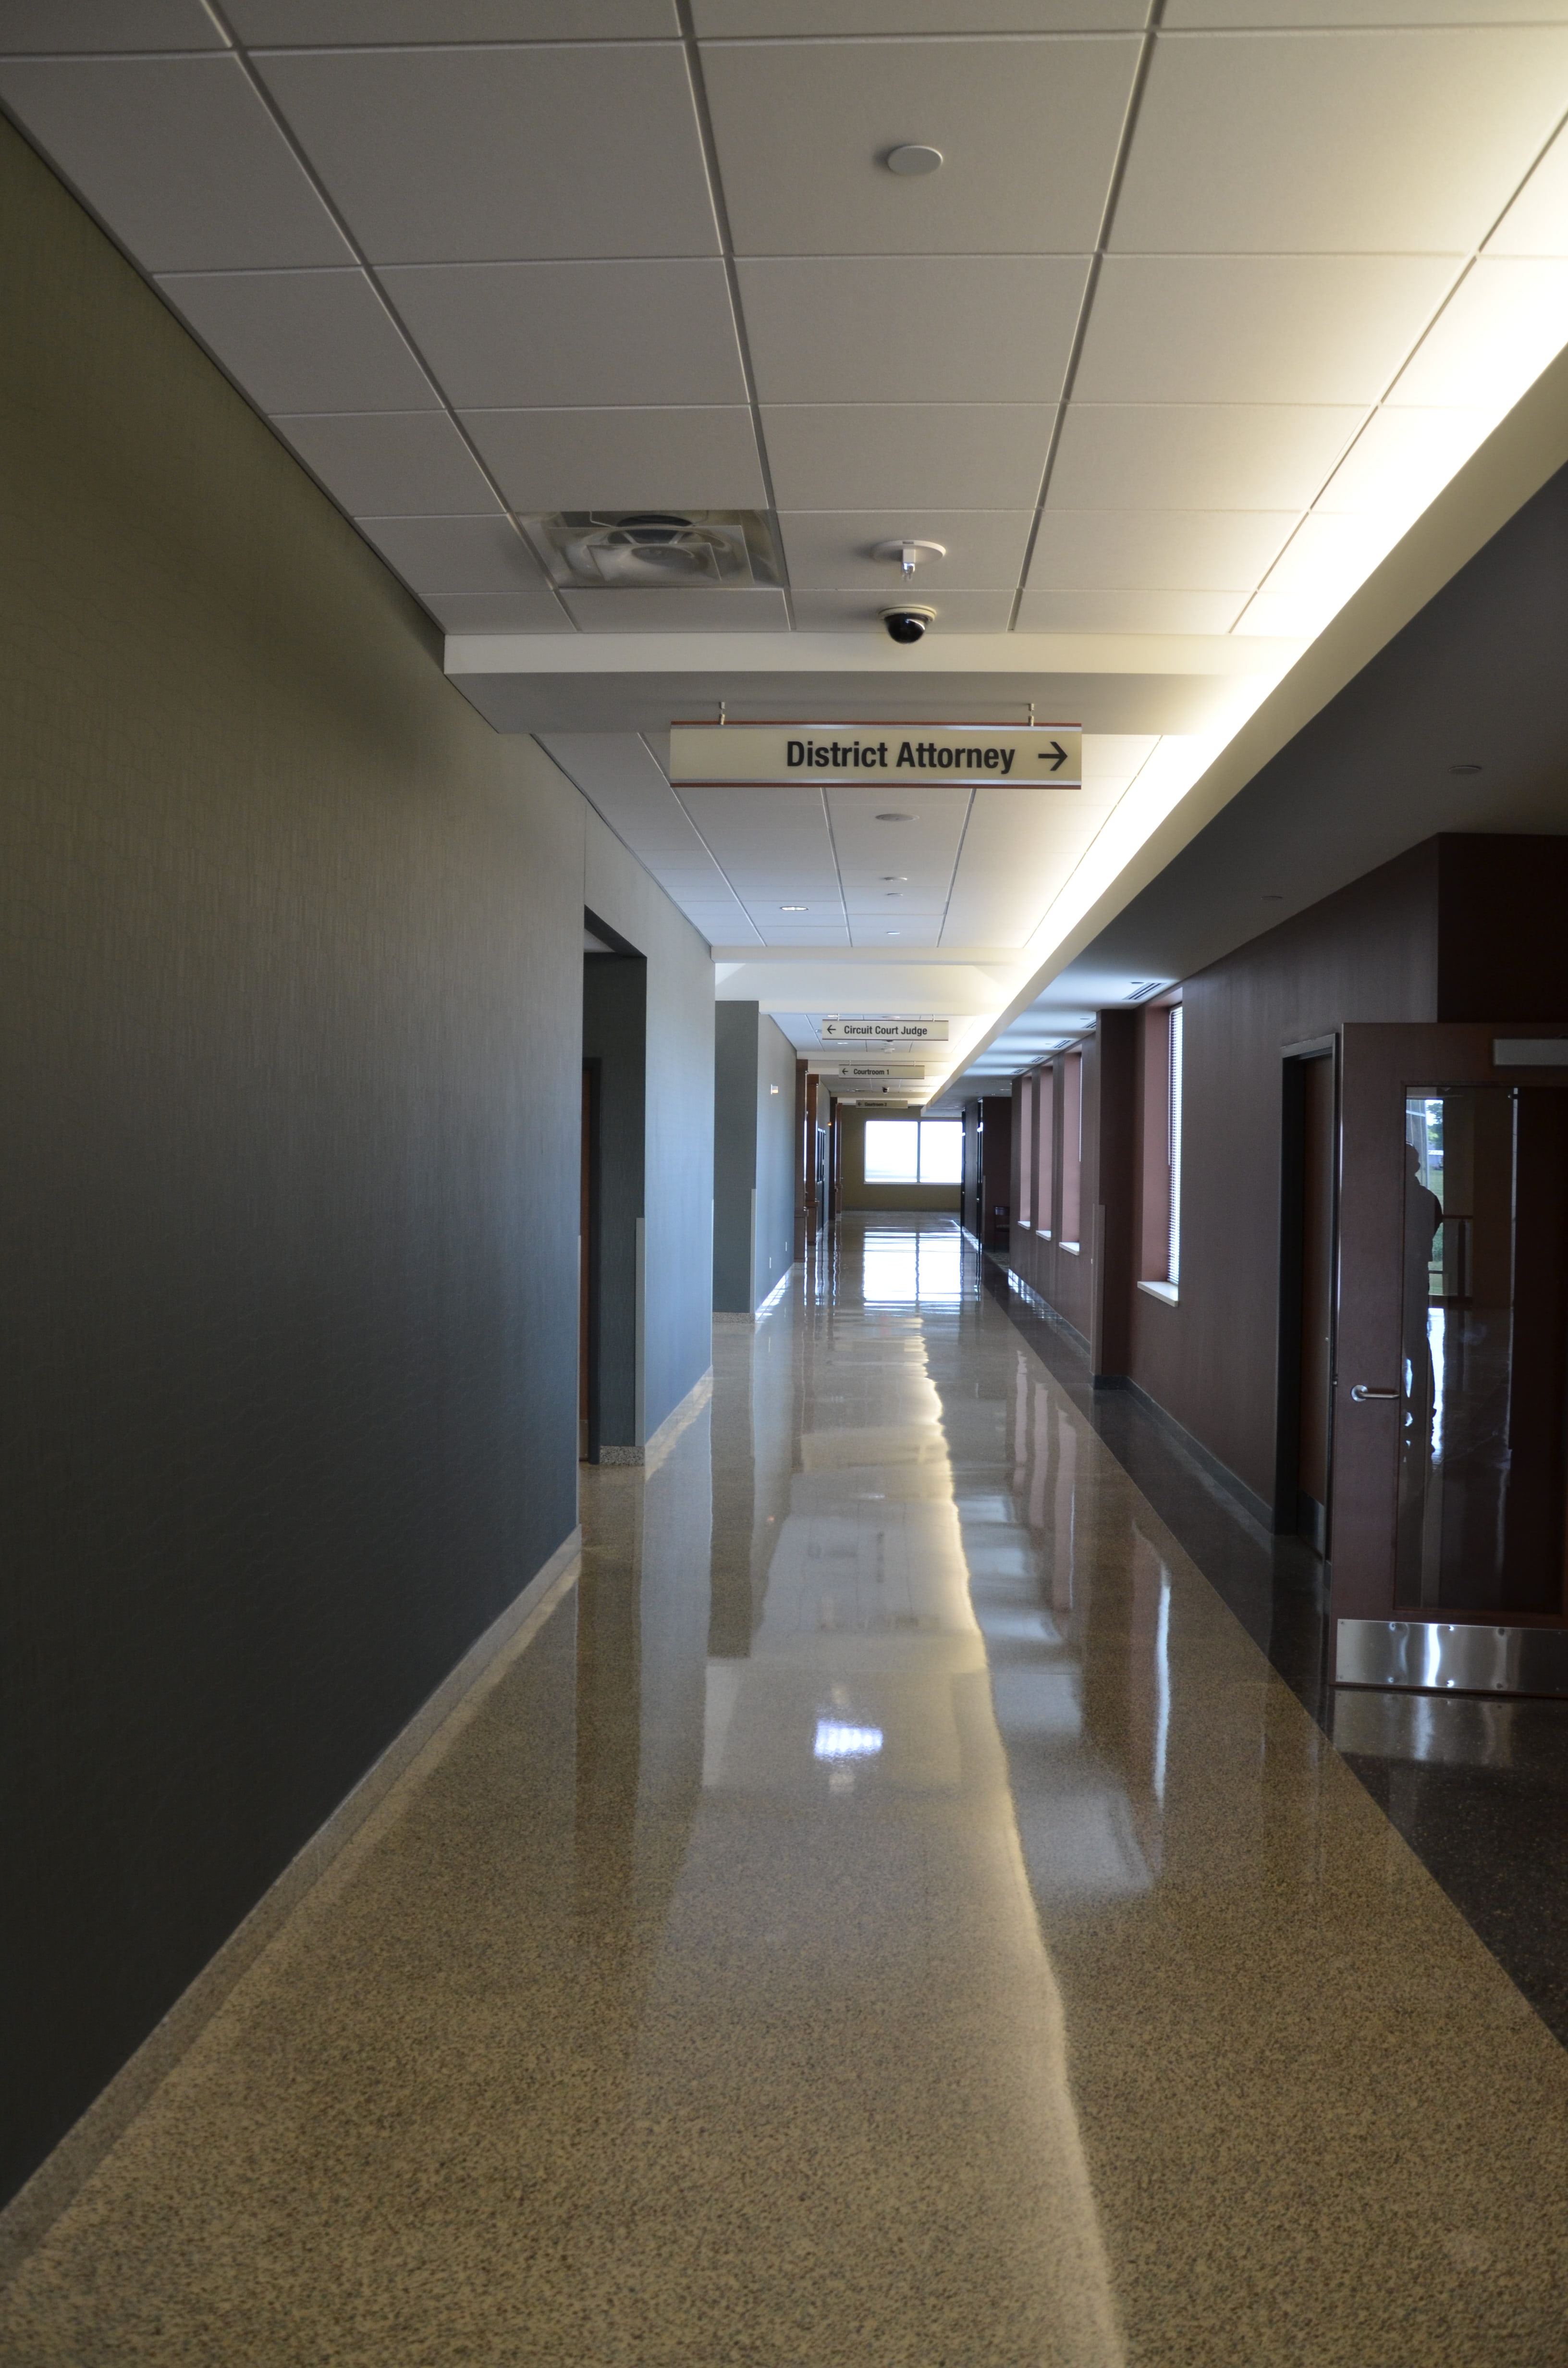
(4, 1215, 1567, 2364)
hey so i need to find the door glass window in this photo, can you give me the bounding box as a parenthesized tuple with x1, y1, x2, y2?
(1396, 1086, 1568, 1614)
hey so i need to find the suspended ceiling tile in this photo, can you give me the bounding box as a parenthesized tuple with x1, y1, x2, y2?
(736, 257, 1088, 405)
(1082, 733, 1158, 779)
(1164, 1, 1568, 25)
(1388, 257, 1568, 409)
(560, 588, 791, 632)
(355, 513, 551, 594)
(791, 588, 1016, 632)
(1314, 406, 1489, 515)
(754, 924, 855, 945)
(272, 412, 500, 516)
(761, 406, 1054, 509)
(253, 42, 717, 263)
(777, 510, 1033, 591)
(379, 260, 747, 411)
(842, 890, 948, 917)
(1256, 510, 1404, 598)
(1028, 509, 1297, 592)
(0, 57, 352, 271)
(1114, 28, 1568, 256)
(535, 731, 737, 874)
(682, 904, 765, 942)
(156, 269, 439, 412)
(679, 784, 839, 874)
(1015, 587, 1248, 632)
(231, 0, 676, 36)
(694, 3, 1145, 27)
(0, 1, 224, 48)
(1075, 255, 1461, 406)
(423, 588, 570, 630)
(1049, 404, 1366, 513)
(700, 34, 1138, 256)
(460, 407, 767, 510)
(1486, 121, 1568, 256)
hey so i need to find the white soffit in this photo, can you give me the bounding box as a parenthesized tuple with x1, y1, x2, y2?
(7, 9, 1568, 1050)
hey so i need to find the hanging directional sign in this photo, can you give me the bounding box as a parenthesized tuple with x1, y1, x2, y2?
(670, 721, 1081, 789)
(820, 1019, 948, 1043)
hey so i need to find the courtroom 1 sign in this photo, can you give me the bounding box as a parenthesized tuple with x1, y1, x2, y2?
(670, 722, 1081, 789)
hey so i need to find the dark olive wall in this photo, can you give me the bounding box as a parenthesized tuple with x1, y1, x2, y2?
(0, 118, 709, 2206)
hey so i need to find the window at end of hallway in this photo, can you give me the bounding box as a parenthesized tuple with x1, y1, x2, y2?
(863, 1118, 962, 1185)
(1138, 1003, 1182, 1305)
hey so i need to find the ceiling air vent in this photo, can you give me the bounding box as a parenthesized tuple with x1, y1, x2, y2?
(521, 510, 781, 591)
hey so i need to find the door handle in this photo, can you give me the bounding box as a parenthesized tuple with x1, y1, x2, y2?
(1349, 1384, 1398, 1403)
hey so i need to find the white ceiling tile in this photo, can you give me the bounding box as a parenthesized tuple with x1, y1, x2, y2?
(1486, 120, 1568, 257)
(535, 733, 747, 905)
(1231, 586, 1336, 637)
(231, 1, 676, 37)
(425, 589, 571, 630)
(1114, 29, 1568, 255)
(1028, 508, 1296, 591)
(701, 35, 1139, 255)
(560, 587, 790, 631)
(1387, 257, 1568, 409)
(0, 56, 352, 271)
(849, 919, 935, 943)
(355, 513, 551, 593)
(754, 924, 854, 944)
(380, 260, 746, 409)
(1314, 405, 1491, 518)
(695, 4, 1145, 27)
(1015, 587, 1247, 631)
(460, 407, 767, 509)
(1075, 256, 1460, 405)
(1255, 509, 1404, 597)
(679, 785, 839, 878)
(761, 406, 1053, 508)
(1049, 404, 1365, 511)
(254, 44, 717, 263)
(1165, 2, 1568, 25)
(791, 587, 1015, 631)
(0, 2, 223, 49)
(737, 257, 1087, 404)
(683, 906, 764, 941)
(842, 890, 948, 916)
(273, 411, 500, 515)
(158, 269, 439, 411)
(1082, 733, 1158, 779)
(778, 510, 1033, 589)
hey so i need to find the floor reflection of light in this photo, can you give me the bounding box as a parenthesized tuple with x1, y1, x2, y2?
(862, 1228, 964, 1306)
(813, 1718, 884, 1760)
(1153, 1575, 1171, 1807)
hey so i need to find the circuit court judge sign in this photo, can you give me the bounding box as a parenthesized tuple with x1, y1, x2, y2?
(669, 722, 1081, 789)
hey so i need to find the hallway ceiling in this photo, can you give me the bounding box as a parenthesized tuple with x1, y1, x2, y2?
(8, 3, 1568, 1084)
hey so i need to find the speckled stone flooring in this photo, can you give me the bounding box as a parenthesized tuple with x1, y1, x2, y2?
(3, 1216, 1566, 2364)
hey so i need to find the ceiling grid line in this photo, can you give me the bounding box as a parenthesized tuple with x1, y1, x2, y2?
(1006, 0, 1167, 637)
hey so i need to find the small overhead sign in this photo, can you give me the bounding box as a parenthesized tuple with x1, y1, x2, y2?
(670, 722, 1081, 789)
(821, 1062, 927, 1079)
(820, 1019, 948, 1043)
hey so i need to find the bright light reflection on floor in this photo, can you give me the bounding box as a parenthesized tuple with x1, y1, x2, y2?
(861, 1228, 964, 1305)
(813, 1718, 884, 1760)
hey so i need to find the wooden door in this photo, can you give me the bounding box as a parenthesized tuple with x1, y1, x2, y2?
(1330, 1023, 1568, 1673)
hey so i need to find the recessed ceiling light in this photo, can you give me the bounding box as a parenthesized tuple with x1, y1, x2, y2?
(886, 144, 943, 176)
(880, 874, 907, 882)
(886, 930, 901, 937)
(781, 903, 808, 911)
(876, 811, 915, 822)
(885, 891, 902, 899)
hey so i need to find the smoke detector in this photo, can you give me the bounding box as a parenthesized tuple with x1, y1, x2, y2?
(521, 510, 782, 591)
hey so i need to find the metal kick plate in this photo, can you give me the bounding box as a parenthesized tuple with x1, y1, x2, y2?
(1337, 1618, 1568, 1697)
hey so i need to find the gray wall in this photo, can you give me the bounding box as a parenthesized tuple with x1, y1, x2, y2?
(713, 1004, 797, 1314)
(585, 815, 715, 1444)
(0, 116, 712, 2205)
(754, 1014, 798, 1305)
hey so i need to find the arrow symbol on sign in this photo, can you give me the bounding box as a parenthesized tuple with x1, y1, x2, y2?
(1040, 741, 1068, 772)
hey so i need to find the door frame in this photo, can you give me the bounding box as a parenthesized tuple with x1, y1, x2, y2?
(1274, 1035, 1340, 1543)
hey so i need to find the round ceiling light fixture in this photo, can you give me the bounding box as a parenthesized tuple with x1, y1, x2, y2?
(876, 811, 915, 822)
(886, 143, 943, 176)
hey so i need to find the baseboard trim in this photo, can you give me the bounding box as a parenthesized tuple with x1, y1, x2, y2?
(1120, 1379, 1274, 1532)
(0, 1523, 583, 2285)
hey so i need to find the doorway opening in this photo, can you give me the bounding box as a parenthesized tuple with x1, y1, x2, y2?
(581, 908, 646, 1465)
(1276, 1044, 1337, 1551)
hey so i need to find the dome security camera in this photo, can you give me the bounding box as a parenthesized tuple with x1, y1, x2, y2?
(882, 606, 935, 645)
